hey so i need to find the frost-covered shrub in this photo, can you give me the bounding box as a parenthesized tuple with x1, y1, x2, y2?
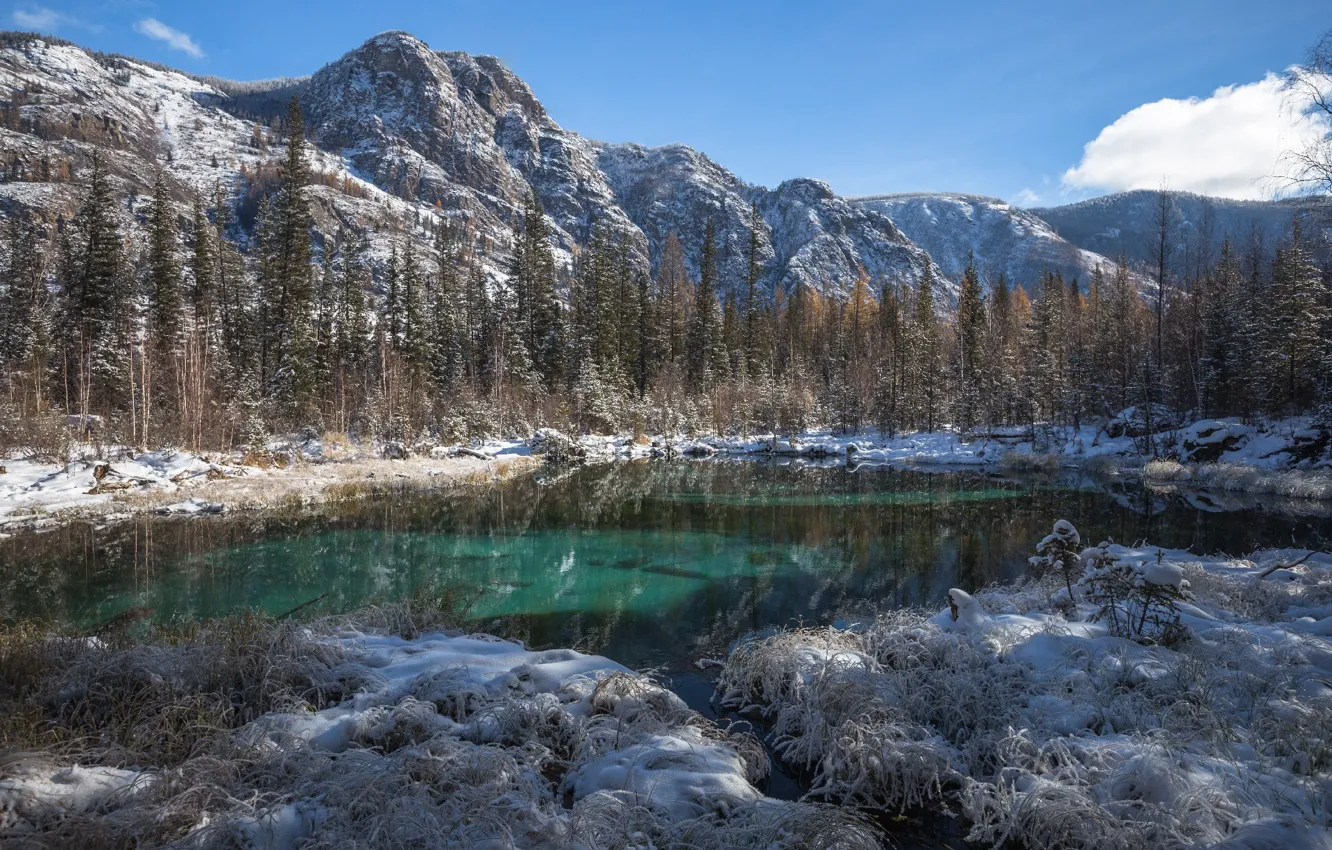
(1078, 547, 1190, 645)
(718, 543, 1332, 850)
(1030, 520, 1082, 599)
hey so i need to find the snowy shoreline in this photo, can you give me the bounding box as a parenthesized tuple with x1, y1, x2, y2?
(0, 439, 540, 534)
(3, 415, 1331, 535)
(715, 536, 1332, 849)
(3, 536, 1330, 848)
(0, 606, 879, 849)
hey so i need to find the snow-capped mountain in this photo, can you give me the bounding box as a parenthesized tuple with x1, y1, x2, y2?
(301, 32, 645, 270)
(855, 193, 1126, 290)
(1031, 190, 1332, 268)
(596, 143, 946, 300)
(0, 30, 948, 301)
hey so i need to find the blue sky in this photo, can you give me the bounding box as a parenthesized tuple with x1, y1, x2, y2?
(7, 0, 1330, 203)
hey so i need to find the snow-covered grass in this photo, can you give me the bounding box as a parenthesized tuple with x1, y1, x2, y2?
(0, 602, 878, 849)
(0, 436, 536, 532)
(716, 533, 1332, 849)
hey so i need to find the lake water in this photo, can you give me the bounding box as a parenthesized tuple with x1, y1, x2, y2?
(5, 459, 1331, 674)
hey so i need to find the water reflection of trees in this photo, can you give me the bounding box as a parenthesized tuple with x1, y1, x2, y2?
(4, 462, 1332, 665)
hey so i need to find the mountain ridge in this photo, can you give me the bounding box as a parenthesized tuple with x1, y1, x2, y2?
(2, 28, 1327, 305)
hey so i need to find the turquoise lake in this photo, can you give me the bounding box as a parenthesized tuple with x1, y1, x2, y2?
(4, 460, 1330, 673)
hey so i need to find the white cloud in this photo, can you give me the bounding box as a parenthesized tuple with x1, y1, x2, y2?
(134, 17, 204, 58)
(1062, 73, 1331, 200)
(1011, 187, 1041, 206)
(13, 6, 70, 31)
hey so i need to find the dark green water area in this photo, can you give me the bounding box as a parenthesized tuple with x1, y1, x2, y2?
(5, 460, 1331, 672)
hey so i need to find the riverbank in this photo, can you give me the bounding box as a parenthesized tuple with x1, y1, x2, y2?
(0, 439, 539, 535)
(0, 600, 878, 849)
(715, 538, 1332, 849)
(4, 536, 1329, 849)
(4, 415, 1331, 535)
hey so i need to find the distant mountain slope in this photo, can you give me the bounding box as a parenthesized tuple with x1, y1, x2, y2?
(855, 192, 1125, 289)
(1031, 191, 1332, 268)
(597, 144, 947, 301)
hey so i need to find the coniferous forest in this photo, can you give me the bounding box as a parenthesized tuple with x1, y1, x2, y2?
(2, 59, 1331, 455)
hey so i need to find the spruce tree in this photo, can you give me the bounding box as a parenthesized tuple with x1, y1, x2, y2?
(146, 170, 183, 358)
(657, 232, 691, 364)
(1031, 270, 1068, 426)
(431, 226, 464, 391)
(1200, 238, 1241, 416)
(687, 220, 727, 386)
(0, 214, 50, 412)
(905, 266, 941, 430)
(1269, 218, 1328, 411)
(954, 253, 985, 432)
(59, 150, 131, 414)
(743, 202, 765, 377)
(258, 96, 315, 419)
(511, 189, 561, 385)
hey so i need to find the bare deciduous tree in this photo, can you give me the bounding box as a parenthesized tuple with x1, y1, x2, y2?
(1281, 29, 1332, 194)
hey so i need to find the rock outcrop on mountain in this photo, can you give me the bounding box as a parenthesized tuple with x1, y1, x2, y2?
(595, 143, 946, 300)
(302, 32, 644, 268)
(855, 193, 1125, 290)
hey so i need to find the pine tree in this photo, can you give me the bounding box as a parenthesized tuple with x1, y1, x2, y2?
(431, 226, 464, 391)
(146, 170, 182, 358)
(383, 246, 402, 349)
(1031, 270, 1068, 426)
(632, 268, 654, 397)
(743, 202, 766, 378)
(687, 220, 727, 386)
(258, 96, 315, 419)
(1200, 238, 1241, 416)
(983, 274, 1021, 427)
(873, 280, 904, 434)
(954, 253, 985, 432)
(400, 242, 430, 372)
(189, 194, 217, 347)
(1269, 218, 1329, 411)
(511, 189, 561, 385)
(212, 185, 253, 393)
(0, 214, 51, 413)
(58, 150, 131, 415)
(657, 231, 691, 365)
(905, 267, 942, 430)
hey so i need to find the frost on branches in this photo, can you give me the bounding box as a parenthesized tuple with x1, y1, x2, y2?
(717, 525, 1332, 849)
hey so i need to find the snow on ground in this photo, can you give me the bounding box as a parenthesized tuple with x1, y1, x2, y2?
(1, 627, 876, 848)
(2, 415, 1329, 532)
(0, 763, 154, 832)
(715, 529, 1332, 849)
(0, 437, 535, 531)
(0, 448, 245, 527)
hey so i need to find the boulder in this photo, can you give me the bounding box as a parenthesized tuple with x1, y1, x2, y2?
(530, 428, 587, 464)
(1106, 405, 1181, 439)
(1179, 420, 1249, 463)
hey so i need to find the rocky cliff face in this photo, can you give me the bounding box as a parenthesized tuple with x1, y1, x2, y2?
(594, 142, 947, 301)
(302, 32, 644, 268)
